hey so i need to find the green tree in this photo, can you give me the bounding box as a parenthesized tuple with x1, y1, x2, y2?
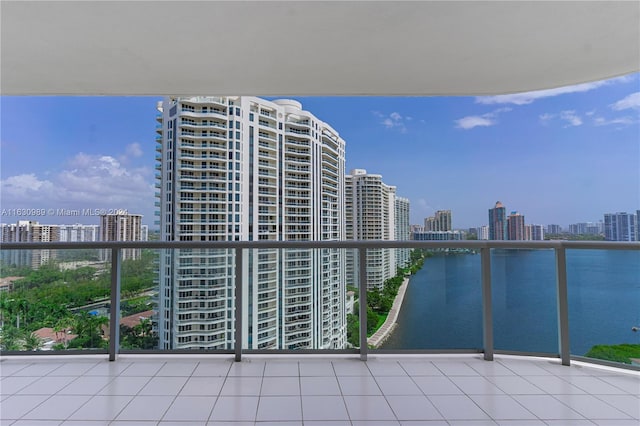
(0, 324, 22, 351)
(23, 332, 43, 351)
(366, 306, 378, 336)
(346, 313, 359, 347)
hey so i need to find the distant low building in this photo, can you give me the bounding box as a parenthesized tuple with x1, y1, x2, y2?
(547, 224, 562, 235)
(32, 327, 78, 350)
(120, 310, 155, 329)
(0, 276, 21, 292)
(412, 231, 463, 241)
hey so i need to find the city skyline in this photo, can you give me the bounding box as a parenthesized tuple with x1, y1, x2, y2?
(1, 73, 639, 228)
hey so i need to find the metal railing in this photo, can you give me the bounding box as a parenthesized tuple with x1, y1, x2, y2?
(1, 239, 639, 368)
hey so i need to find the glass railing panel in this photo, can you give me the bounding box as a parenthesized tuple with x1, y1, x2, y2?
(491, 248, 557, 354)
(0, 248, 110, 352)
(118, 248, 161, 351)
(567, 249, 640, 366)
(244, 248, 353, 351)
(153, 248, 235, 352)
(381, 249, 482, 350)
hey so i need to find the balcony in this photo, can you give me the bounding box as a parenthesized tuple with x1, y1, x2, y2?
(0, 352, 637, 423)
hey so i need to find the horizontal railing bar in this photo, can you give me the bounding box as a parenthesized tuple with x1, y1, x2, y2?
(0, 349, 109, 356)
(371, 349, 483, 354)
(571, 355, 640, 371)
(2, 240, 639, 251)
(494, 349, 560, 358)
(120, 349, 236, 355)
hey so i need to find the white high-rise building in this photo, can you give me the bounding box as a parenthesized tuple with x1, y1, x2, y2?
(526, 224, 545, 241)
(604, 212, 637, 241)
(345, 169, 396, 290)
(395, 197, 411, 269)
(59, 224, 100, 242)
(157, 96, 346, 350)
(476, 225, 489, 240)
(0, 221, 60, 268)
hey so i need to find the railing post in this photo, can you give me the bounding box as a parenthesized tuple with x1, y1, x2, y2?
(108, 248, 121, 361)
(358, 247, 368, 361)
(555, 247, 571, 366)
(234, 248, 243, 362)
(234, 248, 242, 362)
(481, 247, 493, 361)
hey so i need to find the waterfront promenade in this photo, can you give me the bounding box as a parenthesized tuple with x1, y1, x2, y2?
(367, 276, 410, 347)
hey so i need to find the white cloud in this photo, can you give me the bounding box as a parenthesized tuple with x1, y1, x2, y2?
(455, 116, 495, 130)
(125, 142, 143, 158)
(476, 75, 633, 105)
(559, 110, 583, 127)
(389, 112, 402, 121)
(593, 116, 635, 127)
(0, 153, 154, 221)
(610, 92, 640, 111)
(539, 113, 555, 124)
(376, 111, 408, 133)
(0, 174, 56, 201)
(455, 107, 511, 130)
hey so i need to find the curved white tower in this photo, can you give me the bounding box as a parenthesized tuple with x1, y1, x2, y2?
(156, 97, 346, 350)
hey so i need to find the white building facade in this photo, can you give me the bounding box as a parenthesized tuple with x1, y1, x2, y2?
(0, 221, 60, 268)
(345, 169, 396, 290)
(59, 224, 100, 242)
(604, 212, 637, 241)
(395, 197, 411, 269)
(157, 96, 347, 350)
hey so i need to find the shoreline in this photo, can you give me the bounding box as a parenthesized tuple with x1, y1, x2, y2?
(367, 276, 410, 348)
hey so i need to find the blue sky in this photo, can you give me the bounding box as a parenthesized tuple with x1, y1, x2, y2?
(1, 74, 638, 229)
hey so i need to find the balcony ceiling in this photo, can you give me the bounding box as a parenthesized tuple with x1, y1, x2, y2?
(1, 0, 639, 96)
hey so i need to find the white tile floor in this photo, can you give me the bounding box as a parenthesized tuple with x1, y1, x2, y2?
(0, 354, 638, 425)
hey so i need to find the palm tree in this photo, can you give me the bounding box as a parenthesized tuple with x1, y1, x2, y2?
(23, 332, 43, 351)
(0, 325, 23, 351)
(54, 316, 74, 348)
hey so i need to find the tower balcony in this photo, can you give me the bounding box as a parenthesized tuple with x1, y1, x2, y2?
(1, 239, 638, 425)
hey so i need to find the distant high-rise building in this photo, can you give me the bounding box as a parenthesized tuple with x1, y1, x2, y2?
(395, 197, 411, 269)
(59, 223, 100, 242)
(424, 210, 452, 232)
(436, 210, 452, 231)
(488, 201, 507, 240)
(568, 222, 602, 235)
(410, 224, 424, 234)
(0, 221, 60, 268)
(346, 169, 396, 290)
(157, 96, 347, 351)
(604, 212, 637, 241)
(507, 211, 526, 241)
(100, 214, 144, 260)
(527, 224, 544, 241)
(424, 216, 436, 231)
(476, 225, 489, 240)
(547, 224, 562, 235)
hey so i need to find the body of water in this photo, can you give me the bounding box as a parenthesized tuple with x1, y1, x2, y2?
(382, 249, 640, 356)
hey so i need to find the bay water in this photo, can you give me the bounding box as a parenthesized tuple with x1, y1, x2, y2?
(381, 249, 640, 356)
